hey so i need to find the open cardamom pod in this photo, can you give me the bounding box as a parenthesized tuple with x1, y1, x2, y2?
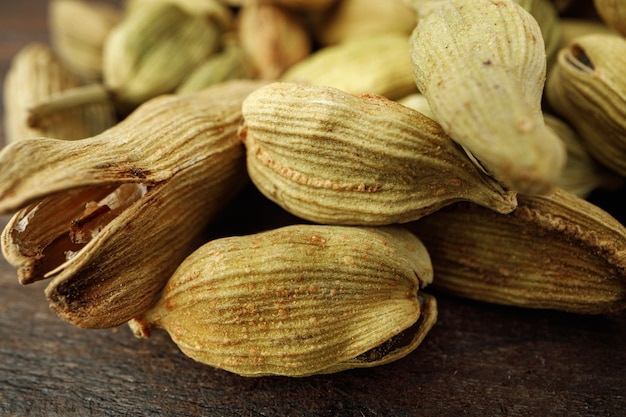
(406, 188, 626, 314)
(410, 0, 567, 195)
(240, 82, 517, 226)
(545, 33, 626, 177)
(0, 80, 265, 328)
(129, 224, 437, 377)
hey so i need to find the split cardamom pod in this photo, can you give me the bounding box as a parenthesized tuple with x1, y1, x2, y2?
(0, 80, 264, 328)
(545, 33, 626, 177)
(410, 0, 567, 195)
(240, 82, 517, 225)
(406, 188, 626, 314)
(130, 224, 437, 377)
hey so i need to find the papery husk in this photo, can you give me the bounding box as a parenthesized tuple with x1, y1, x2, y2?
(48, 0, 122, 81)
(410, 0, 567, 195)
(0, 80, 265, 328)
(3, 43, 116, 144)
(593, 0, 626, 36)
(282, 32, 418, 100)
(240, 82, 517, 226)
(310, 0, 417, 46)
(545, 113, 623, 197)
(406, 188, 626, 314)
(129, 224, 437, 377)
(545, 33, 626, 177)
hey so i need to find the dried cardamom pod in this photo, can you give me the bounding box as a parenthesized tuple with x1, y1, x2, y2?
(406, 188, 626, 314)
(545, 113, 622, 197)
(410, 0, 567, 195)
(545, 33, 626, 177)
(0, 80, 265, 328)
(129, 224, 437, 377)
(237, 2, 312, 80)
(103, 0, 232, 110)
(48, 0, 122, 81)
(310, 0, 417, 46)
(594, 0, 626, 36)
(240, 82, 517, 225)
(3, 43, 116, 143)
(282, 32, 418, 100)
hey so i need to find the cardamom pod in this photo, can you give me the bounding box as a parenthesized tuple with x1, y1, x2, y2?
(545, 33, 626, 177)
(410, 0, 567, 195)
(237, 2, 312, 80)
(49, 0, 122, 81)
(594, 0, 626, 36)
(406, 188, 626, 314)
(129, 224, 437, 377)
(282, 32, 418, 100)
(0, 80, 264, 328)
(3, 43, 116, 143)
(514, 0, 562, 67)
(310, 0, 417, 46)
(240, 82, 517, 225)
(103, 0, 231, 111)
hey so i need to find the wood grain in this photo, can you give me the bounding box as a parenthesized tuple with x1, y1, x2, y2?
(1, 1, 625, 416)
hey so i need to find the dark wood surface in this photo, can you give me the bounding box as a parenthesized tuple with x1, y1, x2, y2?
(1, 1, 625, 416)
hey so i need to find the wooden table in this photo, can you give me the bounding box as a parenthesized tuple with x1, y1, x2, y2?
(1, 1, 625, 416)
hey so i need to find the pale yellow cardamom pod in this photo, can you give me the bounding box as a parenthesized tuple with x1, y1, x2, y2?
(594, 0, 626, 36)
(48, 0, 122, 81)
(410, 0, 567, 195)
(3, 43, 116, 143)
(240, 82, 517, 225)
(0, 80, 265, 328)
(406, 187, 626, 314)
(310, 0, 417, 46)
(282, 32, 418, 100)
(129, 224, 437, 377)
(546, 33, 626, 178)
(237, 2, 312, 80)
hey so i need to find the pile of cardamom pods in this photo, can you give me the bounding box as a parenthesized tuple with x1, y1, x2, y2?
(1, 0, 625, 377)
